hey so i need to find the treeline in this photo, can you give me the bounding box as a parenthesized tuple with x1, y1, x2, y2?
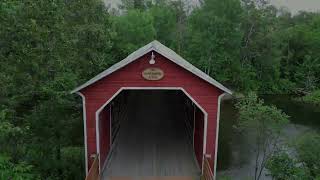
(0, 0, 319, 179)
(111, 0, 320, 93)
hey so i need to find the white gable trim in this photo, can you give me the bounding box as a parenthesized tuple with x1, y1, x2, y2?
(71, 40, 232, 95)
(214, 92, 227, 179)
(77, 92, 88, 175)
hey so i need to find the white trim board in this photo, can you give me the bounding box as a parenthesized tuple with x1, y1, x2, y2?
(95, 87, 208, 174)
(213, 93, 227, 180)
(77, 92, 88, 176)
(109, 105, 112, 148)
(71, 40, 232, 95)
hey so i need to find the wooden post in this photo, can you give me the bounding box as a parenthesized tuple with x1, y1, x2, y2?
(85, 154, 100, 180)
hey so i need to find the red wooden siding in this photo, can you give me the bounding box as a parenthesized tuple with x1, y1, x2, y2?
(81, 51, 223, 174)
(194, 107, 204, 167)
(98, 105, 111, 169)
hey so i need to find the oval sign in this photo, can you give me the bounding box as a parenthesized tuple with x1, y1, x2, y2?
(142, 68, 164, 81)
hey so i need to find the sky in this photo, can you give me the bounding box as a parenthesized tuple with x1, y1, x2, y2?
(270, 0, 320, 14)
(105, 0, 320, 14)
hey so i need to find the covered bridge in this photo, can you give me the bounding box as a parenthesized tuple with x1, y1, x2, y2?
(71, 40, 232, 180)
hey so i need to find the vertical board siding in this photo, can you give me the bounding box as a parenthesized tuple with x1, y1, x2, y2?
(81, 51, 222, 174)
(99, 106, 111, 169)
(194, 108, 204, 167)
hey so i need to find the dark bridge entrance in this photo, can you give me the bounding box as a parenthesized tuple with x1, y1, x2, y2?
(101, 90, 201, 178)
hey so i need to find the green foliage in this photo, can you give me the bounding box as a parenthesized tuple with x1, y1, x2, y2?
(60, 147, 85, 180)
(278, 14, 320, 92)
(111, 0, 188, 58)
(236, 92, 289, 180)
(301, 90, 320, 106)
(1, 0, 320, 178)
(186, 0, 243, 85)
(266, 152, 310, 180)
(218, 176, 232, 180)
(0, 108, 27, 162)
(111, 10, 156, 58)
(0, 0, 113, 179)
(120, 0, 152, 10)
(294, 132, 320, 178)
(149, 4, 178, 48)
(267, 132, 320, 180)
(236, 93, 289, 136)
(0, 154, 40, 180)
(240, 1, 284, 93)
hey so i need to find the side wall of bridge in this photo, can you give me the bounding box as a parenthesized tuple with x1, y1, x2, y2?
(98, 105, 111, 169)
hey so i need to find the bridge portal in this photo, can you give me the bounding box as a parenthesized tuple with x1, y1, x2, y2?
(72, 40, 232, 179)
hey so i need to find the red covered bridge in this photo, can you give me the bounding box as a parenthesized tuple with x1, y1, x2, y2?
(71, 41, 232, 180)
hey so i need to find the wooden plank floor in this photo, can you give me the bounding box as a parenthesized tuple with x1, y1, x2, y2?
(101, 91, 200, 179)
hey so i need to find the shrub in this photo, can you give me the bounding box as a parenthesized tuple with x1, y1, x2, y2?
(301, 90, 320, 106)
(266, 152, 310, 180)
(0, 154, 40, 180)
(295, 132, 320, 178)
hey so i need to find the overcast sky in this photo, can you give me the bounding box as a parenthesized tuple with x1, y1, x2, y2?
(270, 0, 320, 14)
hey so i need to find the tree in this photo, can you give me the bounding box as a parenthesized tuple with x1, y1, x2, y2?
(278, 13, 320, 92)
(300, 89, 320, 106)
(1, 0, 320, 178)
(240, 0, 284, 92)
(0, 108, 27, 162)
(186, 0, 243, 87)
(120, 0, 152, 10)
(294, 132, 320, 178)
(266, 152, 310, 180)
(0, 0, 114, 179)
(236, 93, 289, 180)
(267, 132, 320, 180)
(0, 154, 40, 180)
(169, 0, 188, 54)
(111, 10, 156, 59)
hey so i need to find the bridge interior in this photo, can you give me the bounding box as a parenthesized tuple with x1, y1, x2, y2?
(101, 90, 201, 179)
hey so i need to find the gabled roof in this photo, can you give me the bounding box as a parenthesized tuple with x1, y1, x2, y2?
(71, 40, 232, 94)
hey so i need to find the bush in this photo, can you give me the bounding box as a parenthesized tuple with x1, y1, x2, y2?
(301, 90, 320, 106)
(266, 152, 310, 180)
(0, 154, 40, 180)
(295, 132, 320, 178)
(218, 176, 232, 180)
(236, 92, 289, 180)
(61, 146, 85, 180)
